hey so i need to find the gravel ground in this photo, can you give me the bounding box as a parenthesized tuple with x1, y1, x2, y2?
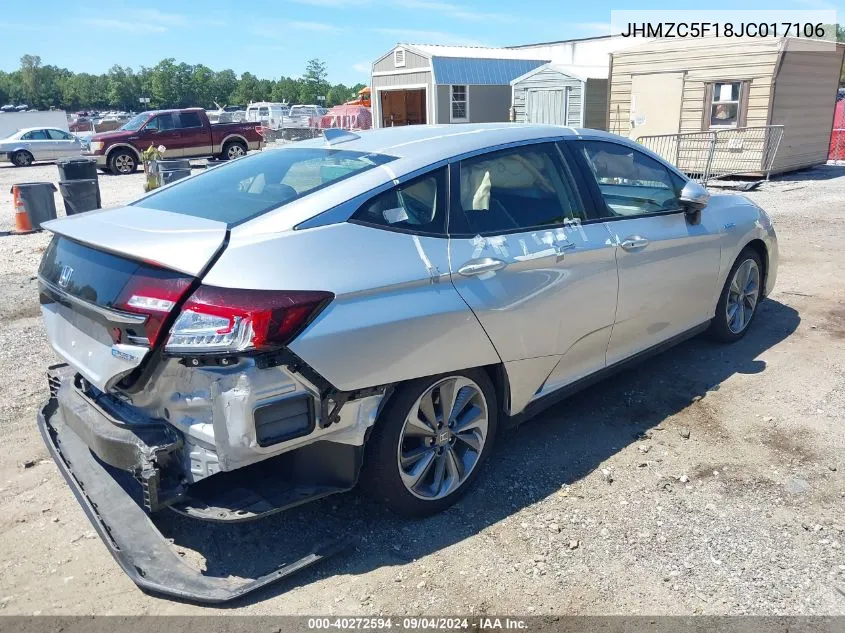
(0, 161, 843, 615)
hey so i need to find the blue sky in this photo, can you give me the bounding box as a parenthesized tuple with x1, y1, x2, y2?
(0, 0, 839, 84)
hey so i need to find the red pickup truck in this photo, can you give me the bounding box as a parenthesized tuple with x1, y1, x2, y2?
(87, 107, 263, 175)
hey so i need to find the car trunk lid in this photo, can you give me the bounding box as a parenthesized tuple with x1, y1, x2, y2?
(38, 209, 228, 392)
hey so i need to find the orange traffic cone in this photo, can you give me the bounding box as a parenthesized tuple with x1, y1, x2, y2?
(11, 185, 34, 234)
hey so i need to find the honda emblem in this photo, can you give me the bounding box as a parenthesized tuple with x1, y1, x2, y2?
(58, 265, 73, 288)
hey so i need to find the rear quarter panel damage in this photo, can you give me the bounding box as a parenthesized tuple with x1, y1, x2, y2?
(202, 222, 502, 391)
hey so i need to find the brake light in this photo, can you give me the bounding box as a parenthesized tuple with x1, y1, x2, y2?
(114, 269, 194, 345)
(164, 286, 333, 354)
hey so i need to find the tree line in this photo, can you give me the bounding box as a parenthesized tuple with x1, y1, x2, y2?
(0, 56, 367, 111)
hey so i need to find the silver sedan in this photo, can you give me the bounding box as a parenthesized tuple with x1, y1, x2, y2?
(36, 124, 777, 601)
(0, 126, 83, 166)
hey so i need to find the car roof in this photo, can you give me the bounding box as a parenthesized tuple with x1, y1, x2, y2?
(13, 127, 65, 134)
(289, 123, 626, 175)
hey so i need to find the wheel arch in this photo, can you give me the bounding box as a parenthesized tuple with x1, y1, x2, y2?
(744, 238, 769, 296)
(105, 143, 141, 163)
(220, 134, 248, 149)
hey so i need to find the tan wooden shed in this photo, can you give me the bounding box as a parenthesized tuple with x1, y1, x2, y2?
(608, 37, 845, 175)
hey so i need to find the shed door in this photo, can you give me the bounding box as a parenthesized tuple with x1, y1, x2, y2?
(629, 72, 684, 139)
(527, 88, 568, 125)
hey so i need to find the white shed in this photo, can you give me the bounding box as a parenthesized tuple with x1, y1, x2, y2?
(510, 64, 608, 130)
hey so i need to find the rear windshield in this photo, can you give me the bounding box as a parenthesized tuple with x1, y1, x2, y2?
(132, 148, 395, 225)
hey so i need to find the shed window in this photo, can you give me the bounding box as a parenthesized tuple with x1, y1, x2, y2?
(394, 49, 406, 68)
(451, 85, 468, 122)
(705, 81, 749, 129)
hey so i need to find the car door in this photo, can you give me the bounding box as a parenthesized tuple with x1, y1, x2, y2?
(46, 128, 82, 158)
(573, 139, 722, 365)
(174, 111, 210, 157)
(447, 142, 619, 409)
(21, 129, 53, 160)
(138, 113, 181, 157)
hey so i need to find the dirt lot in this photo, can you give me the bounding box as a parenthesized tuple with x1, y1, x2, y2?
(0, 161, 843, 616)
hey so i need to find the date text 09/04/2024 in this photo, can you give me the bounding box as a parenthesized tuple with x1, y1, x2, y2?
(307, 618, 529, 630)
(621, 22, 829, 38)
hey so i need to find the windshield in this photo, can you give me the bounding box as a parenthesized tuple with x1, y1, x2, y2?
(120, 112, 151, 131)
(132, 147, 396, 225)
(1, 129, 21, 139)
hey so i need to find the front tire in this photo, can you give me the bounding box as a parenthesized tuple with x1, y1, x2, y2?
(708, 247, 763, 342)
(361, 370, 497, 517)
(11, 150, 33, 167)
(108, 149, 137, 175)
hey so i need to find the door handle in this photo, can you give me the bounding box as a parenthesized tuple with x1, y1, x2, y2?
(554, 241, 577, 260)
(457, 257, 507, 277)
(620, 236, 649, 251)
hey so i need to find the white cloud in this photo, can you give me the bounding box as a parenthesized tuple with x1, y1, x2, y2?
(80, 9, 190, 33)
(573, 22, 613, 35)
(393, 0, 514, 22)
(290, 0, 370, 5)
(251, 20, 342, 38)
(372, 28, 487, 46)
(81, 18, 169, 33)
(352, 62, 371, 73)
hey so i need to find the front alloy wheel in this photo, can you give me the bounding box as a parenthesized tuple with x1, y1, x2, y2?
(362, 369, 497, 517)
(726, 258, 760, 334)
(398, 376, 489, 500)
(708, 246, 764, 342)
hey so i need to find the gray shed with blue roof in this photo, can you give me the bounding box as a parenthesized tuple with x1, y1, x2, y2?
(371, 44, 549, 128)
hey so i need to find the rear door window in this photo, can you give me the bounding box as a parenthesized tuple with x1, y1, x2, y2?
(22, 129, 49, 140)
(351, 168, 447, 236)
(133, 147, 396, 226)
(176, 111, 203, 128)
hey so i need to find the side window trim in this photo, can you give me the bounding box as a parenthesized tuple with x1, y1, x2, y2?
(447, 141, 586, 238)
(347, 165, 449, 238)
(573, 138, 688, 222)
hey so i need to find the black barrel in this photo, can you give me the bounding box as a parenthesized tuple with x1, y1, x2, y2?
(11, 182, 57, 229)
(58, 179, 101, 215)
(56, 157, 98, 181)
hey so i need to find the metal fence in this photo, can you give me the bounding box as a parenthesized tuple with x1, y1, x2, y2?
(637, 125, 785, 184)
(829, 128, 845, 164)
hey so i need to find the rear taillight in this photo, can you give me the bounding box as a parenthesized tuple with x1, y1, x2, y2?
(114, 269, 194, 345)
(164, 286, 333, 354)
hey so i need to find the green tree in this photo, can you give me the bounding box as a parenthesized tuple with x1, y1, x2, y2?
(19, 54, 42, 106)
(327, 83, 352, 106)
(272, 76, 299, 104)
(299, 58, 329, 105)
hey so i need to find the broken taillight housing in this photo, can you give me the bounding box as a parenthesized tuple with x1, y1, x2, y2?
(113, 269, 194, 346)
(164, 286, 333, 354)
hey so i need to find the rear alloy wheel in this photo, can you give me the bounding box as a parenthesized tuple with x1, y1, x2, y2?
(11, 150, 33, 167)
(362, 370, 497, 517)
(222, 141, 247, 160)
(109, 149, 137, 175)
(708, 247, 763, 342)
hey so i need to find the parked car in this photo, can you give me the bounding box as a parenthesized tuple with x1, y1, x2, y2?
(0, 127, 83, 166)
(285, 104, 328, 128)
(36, 124, 778, 601)
(86, 107, 263, 174)
(245, 101, 290, 129)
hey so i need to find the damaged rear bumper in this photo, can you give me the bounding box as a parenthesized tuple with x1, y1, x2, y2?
(38, 366, 353, 603)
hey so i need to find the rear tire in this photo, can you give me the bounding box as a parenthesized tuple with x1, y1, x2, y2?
(361, 369, 497, 517)
(221, 140, 247, 161)
(708, 247, 763, 343)
(11, 150, 33, 167)
(108, 149, 137, 175)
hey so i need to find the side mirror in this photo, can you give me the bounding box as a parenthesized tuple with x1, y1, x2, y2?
(679, 181, 709, 212)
